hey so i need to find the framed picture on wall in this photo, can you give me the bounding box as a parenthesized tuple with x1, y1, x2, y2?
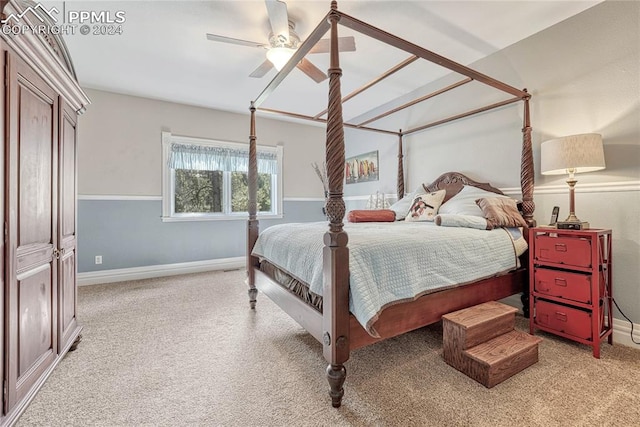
(345, 150, 379, 184)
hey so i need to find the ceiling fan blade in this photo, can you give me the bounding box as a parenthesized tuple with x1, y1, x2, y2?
(249, 60, 275, 78)
(206, 33, 267, 49)
(309, 36, 356, 54)
(297, 58, 327, 83)
(265, 0, 290, 43)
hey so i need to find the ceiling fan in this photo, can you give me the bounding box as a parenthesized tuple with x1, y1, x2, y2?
(206, 0, 356, 83)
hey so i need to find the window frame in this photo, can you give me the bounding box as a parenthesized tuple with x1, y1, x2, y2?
(161, 131, 283, 222)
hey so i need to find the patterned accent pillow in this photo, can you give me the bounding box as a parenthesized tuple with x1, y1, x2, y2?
(405, 190, 446, 222)
(389, 184, 433, 220)
(476, 197, 527, 229)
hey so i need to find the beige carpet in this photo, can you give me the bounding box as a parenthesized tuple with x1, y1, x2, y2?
(17, 270, 640, 426)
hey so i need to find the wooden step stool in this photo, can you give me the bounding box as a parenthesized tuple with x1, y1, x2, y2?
(442, 301, 542, 388)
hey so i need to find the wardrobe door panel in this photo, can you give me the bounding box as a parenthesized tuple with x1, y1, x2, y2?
(18, 265, 53, 377)
(59, 251, 75, 330)
(58, 104, 78, 350)
(5, 52, 59, 411)
(61, 113, 75, 237)
(18, 87, 53, 247)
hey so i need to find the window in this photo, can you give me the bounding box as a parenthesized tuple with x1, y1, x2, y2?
(162, 132, 283, 221)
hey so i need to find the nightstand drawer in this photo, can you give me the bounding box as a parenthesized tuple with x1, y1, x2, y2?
(535, 300, 592, 341)
(534, 268, 592, 303)
(534, 235, 591, 268)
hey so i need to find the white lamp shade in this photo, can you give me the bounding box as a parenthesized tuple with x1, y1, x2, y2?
(266, 47, 295, 71)
(541, 133, 605, 175)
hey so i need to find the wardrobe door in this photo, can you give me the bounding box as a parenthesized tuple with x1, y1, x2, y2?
(5, 52, 59, 410)
(0, 46, 5, 416)
(58, 101, 79, 351)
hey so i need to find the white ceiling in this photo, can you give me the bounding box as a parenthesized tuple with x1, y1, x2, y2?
(45, 0, 602, 124)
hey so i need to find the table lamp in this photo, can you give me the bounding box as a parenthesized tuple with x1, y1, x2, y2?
(541, 133, 605, 230)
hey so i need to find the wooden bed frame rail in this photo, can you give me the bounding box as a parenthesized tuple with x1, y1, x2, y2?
(247, 1, 534, 408)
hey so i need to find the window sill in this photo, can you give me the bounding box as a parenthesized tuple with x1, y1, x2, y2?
(161, 214, 283, 223)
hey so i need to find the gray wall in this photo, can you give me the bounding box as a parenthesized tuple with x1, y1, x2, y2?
(342, 1, 640, 323)
(78, 88, 328, 198)
(77, 89, 328, 272)
(78, 199, 326, 272)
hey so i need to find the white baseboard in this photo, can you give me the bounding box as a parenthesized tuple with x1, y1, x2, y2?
(78, 257, 245, 286)
(612, 318, 640, 349)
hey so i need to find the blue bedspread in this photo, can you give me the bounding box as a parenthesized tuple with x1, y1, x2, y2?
(252, 221, 526, 337)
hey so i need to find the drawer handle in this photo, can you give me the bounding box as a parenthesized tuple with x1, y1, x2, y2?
(555, 243, 567, 252)
(554, 278, 568, 287)
(555, 312, 568, 322)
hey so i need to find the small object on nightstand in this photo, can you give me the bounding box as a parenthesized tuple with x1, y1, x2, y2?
(549, 206, 559, 225)
(529, 227, 613, 358)
(557, 221, 588, 230)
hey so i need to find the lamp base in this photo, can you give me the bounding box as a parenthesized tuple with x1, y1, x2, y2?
(557, 221, 590, 230)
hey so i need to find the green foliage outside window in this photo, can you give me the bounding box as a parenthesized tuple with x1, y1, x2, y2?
(174, 169, 272, 214)
(174, 169, 222, 213)
(231, 172, 272, 212)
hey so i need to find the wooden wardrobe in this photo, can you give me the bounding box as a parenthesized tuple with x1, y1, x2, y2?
(0, 1, 90, 424)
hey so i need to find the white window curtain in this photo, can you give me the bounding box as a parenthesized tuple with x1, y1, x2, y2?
(169, 143, 278, 174)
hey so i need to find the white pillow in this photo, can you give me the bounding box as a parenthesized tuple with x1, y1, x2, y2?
(405, 190, 446, 222)
(388, 184, 428, 220)
(389, 194, 413, 220)
(438, 185, 510, 217)
(435, 213, 488, 230)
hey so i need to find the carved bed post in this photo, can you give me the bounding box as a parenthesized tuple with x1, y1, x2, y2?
(323, 0, 350, 408)
(397, 130, 404, 200)
(520, 90, 535, 227)
(247, 102, 259, 309)
(520, 90, 534, 318)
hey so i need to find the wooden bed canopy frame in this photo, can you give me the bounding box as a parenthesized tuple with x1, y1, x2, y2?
(246, 1, 534, 408)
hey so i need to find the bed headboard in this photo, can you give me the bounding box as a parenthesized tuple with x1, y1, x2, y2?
(422, 172, 504, 204)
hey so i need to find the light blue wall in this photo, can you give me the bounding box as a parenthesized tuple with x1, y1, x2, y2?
(78, 199, 326, 272)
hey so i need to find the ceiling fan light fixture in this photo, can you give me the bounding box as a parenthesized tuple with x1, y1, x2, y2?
(266, 47, 295, 71)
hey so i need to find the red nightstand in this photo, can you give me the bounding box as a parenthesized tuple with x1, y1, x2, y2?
(529, 228, 613, 358)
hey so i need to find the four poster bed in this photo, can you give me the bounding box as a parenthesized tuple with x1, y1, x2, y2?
(245, 1, 535, 407)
